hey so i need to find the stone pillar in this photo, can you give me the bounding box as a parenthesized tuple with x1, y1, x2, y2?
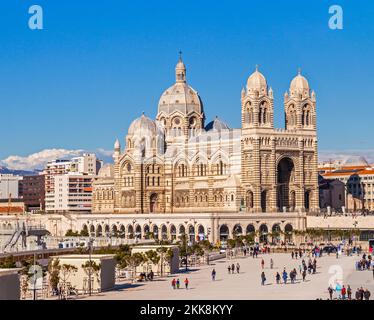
(252, 137, 261, 212)
(270, 136, 277, 212)
(296, 138, 305, 211)
(311, 138, 320, 212)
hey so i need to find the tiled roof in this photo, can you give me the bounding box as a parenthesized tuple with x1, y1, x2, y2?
(0, 207, 24, 213)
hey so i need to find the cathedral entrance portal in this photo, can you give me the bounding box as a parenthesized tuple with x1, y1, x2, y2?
(150, 193, 158, 213)
(277, 158, 295, 212)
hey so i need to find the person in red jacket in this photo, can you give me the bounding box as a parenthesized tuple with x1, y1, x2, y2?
(341, 285, 347, 300)
(184, 278, 189, 289)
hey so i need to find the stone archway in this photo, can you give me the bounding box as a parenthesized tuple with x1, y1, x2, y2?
(150, 193, 158, 213)
(233, 224, 243, 237)
(261, 191, 267, 213)
(161, 225, 168, 240)
(197, 225, 205, 241)
(90, 225, 95, 237)
(304, 190, 311, 211)
(153, 225, 159, 240)
(170, 224, 177, 241)
(246, 190, 254, 211)
(178, 225, 186, 240)
(277, 157, 295, 211)
(135, 225, 142, 239)
(188, 225, 195, 243)
(219, 225, 229, 242)
(246, 224, 255, 235)
(259, 224, 268, 243)
(119, 225, 126, 238)
(96, 225, 103, 237)
(127, 225, 134, 239)
(272, 224, 281, 244)
(285, 224, 294, 243)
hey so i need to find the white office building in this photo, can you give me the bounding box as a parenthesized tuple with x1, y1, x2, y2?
(44, 153, 101, 212)
(0, 174, 22, 199)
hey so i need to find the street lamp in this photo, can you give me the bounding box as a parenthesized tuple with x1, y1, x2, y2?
(87, 237, 94, 296)
(132, 219, 137, 241)
(184, 220, 189, 272)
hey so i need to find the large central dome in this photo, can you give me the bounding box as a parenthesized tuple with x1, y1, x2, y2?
(157, 57, 203, 117)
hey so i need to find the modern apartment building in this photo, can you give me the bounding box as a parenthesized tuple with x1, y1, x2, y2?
(53, 174, 94, 212)
(19, 174, 45, 212)
(44, 153, 101, 212)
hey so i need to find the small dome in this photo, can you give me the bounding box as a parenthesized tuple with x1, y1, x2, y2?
(98, 164, 114, 178)
(290, 70, 310, 97)
(342, 156, 369, 167)
(247, 67, 267, 93)
(128, 113, 156, 136)
(205, 117, 230, 131)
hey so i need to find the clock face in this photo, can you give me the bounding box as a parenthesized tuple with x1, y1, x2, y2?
(189, 117, 196, 126)
(174, 118, 181, 125)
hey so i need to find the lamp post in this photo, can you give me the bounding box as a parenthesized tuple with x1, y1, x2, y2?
(87, 237, 93, 296)
(353, 221, 358, 247)
(184, 220, 188, 272)
(132, 219, 137, 241)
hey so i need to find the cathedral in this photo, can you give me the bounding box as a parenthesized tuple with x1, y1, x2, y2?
(90, 56, 319, 242)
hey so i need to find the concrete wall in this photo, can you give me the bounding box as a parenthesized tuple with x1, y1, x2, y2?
(0, 269, 20, 300)
(307, 215, 374, 230)
(53, 254, 116, 293)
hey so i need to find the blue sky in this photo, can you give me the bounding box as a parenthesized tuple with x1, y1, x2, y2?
(0, 0, 374, 168)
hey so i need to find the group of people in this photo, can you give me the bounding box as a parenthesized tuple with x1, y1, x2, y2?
(227, 263, 240, 274)
(262, 256, 318, 286)
(328, 285, 371, 300)
(138, 271, 154, 281)
(355, 253, 374, 275)
(171, 278, 189, 290)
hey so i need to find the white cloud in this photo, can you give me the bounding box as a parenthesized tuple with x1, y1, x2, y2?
(0, 149, 85, 171)
(0, 148, 114, 171)
(319, 149, 374, 164)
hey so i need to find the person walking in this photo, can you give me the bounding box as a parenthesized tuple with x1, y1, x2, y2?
(270, 258, 274, 269)
(355, 288, 361, 300)
(227, 265, 231, 274)
(328, 286, 334, 300)
(261, 259, 265, 269)
(231, 263, 235, 274)
(276, 272, 281, 284)
(184, 278, 189, 290)
(302, 269, 306, 282)
(171, 278, 176, 290)
(261, 272, 266, 286)
(176, 278, 180, 289)
(236, 263, 240, 274)
(364, 289, 371, 300)
(211, 269, 216, 281)
(291, 251, 294, 259)
(341, 285, 346, 300)
(282, 269, 288, 284)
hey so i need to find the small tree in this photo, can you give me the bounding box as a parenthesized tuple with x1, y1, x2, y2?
(82, 261, 101, 291)
(80, 228, 89, 237)
(65, 230, 79, 237)
(124, 253, 146, 280)
(48, 258, 61, 295)
(60, 264, 78, 299)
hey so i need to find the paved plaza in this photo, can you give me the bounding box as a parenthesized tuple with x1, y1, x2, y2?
(82, 253, 374, 300)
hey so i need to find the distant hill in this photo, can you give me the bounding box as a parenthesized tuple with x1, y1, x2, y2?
(0, 166, 40, 176)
